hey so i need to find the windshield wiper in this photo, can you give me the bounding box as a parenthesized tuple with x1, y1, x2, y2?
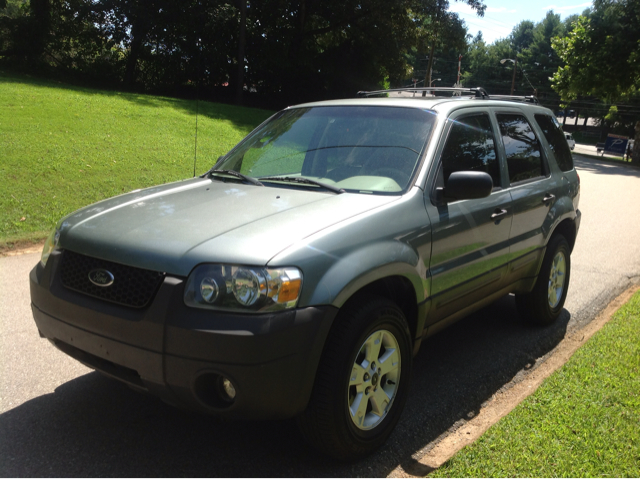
(259, 176, 345, 194)
(208, 169, 263, 186)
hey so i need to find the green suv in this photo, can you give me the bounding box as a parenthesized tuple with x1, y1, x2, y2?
(30, 88, 581, 459)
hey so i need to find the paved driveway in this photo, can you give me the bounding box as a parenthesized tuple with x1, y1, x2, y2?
(1, 155, 639, 476)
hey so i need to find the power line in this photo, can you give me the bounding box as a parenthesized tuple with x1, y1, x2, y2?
(456, 11, 513, 28)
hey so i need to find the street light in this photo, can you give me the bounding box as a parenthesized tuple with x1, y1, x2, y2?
(409, 78, 424, 97)
(500, 57, 517, 96)
(430, 78, 441, 87)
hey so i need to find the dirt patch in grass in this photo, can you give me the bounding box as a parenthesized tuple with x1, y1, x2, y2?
(389, 284, 640, 478)
(0, 238, 46, 257)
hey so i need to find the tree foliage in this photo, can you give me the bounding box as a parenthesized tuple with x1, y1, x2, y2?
(551, 0, 640, 103)
(0, 0, 483, 107)
(461, 11, 575, 100)
(551, 0, 640, 162)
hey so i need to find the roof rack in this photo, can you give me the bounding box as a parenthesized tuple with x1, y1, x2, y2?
(356, 87, 539, 104)
(357, 86, 489, 98)
(488, 94, 539, 104)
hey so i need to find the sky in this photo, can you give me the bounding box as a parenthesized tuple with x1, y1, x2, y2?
(448, 0, 594, 44)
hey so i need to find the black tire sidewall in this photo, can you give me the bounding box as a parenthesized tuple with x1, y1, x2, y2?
(538, 235, 571, 323)
(340, 313, 412, 444)
(311, 297, 413, 458)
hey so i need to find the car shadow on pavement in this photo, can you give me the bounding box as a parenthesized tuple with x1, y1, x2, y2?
(574, 156, 640, 177)
(0, 295, 570, 477)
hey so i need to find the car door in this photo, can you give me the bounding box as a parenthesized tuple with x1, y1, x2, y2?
(424, 109, 513, 326)
(494, 109, 562, 281)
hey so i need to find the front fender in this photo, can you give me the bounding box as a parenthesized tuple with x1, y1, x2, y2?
(306, 240, 427, 308)
(267, 187, 432, 314)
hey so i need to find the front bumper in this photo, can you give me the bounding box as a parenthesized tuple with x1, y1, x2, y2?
(30, 250, 337, 420)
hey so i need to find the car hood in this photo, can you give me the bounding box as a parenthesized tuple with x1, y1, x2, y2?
(59, 178, 399, 276)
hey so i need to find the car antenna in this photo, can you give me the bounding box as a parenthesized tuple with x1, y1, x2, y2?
(193, 36, 200, 178)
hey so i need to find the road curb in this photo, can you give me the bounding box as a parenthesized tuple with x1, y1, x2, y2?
(0, 241, 45, 258)
(389, 284, 640, 478)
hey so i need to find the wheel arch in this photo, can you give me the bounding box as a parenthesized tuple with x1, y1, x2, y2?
(550, 217, 578, 252)
(337, 275, 422, 345)
(299, 239, 428, 342)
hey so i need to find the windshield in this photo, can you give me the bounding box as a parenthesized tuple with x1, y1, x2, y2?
(215, 106, 436, 194)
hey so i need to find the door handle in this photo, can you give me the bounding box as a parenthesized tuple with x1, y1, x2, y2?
(491, 208, 508, 219)
(543, 193, 556, 203)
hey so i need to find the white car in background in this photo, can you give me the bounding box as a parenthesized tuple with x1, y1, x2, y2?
(565, 132, 576, 150)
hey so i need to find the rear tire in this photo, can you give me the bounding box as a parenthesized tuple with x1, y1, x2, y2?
(297, 296, 412, 460)
(516, 234, 571, 325)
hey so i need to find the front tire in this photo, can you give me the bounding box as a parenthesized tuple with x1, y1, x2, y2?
(516, 234, 571, 325)
(297, 296, 412, 460)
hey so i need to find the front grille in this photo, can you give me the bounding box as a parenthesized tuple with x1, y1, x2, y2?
(60, 250, 165, 308)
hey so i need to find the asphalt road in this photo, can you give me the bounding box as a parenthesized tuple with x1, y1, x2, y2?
(1, 155, 639, 477)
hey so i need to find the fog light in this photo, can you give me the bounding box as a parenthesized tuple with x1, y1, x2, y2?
(219, 376, 236, 401)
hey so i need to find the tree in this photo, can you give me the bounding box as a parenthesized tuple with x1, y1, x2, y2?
(403, 3, 469, 90)
(460, 34, 517, 94)
(551, 0, 640, 163)
(510, 20, 534, 52)
(518, 12, 567, 100)
(0, 0, 490, 108)
(552, 0, 640, 102)
(458, 12, 573, 99)
(417, 0, 484, 89)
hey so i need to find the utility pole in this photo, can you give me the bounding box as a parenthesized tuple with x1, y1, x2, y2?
(422, 54, 434, 97)
(236, 0, 247, 106)
(510, 56, 517, 96)
(423, 0, 445, 97)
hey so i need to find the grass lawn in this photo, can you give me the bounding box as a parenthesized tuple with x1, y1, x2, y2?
(433, 290, 640, 477)
(0, 72, 273, 246)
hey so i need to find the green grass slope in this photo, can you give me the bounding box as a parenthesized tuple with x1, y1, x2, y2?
(434, 290, 640, 477)
(0, 72, 272, 244)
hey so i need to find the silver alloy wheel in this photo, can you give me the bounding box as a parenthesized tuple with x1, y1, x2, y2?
(548, 251, 567, 308)
(348, 329, 401, 430)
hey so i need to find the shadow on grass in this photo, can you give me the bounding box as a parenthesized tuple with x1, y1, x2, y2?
(0, 295, 570, 477)
(0, 70, 273, 134)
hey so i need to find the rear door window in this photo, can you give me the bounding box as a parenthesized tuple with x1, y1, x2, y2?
(534, 114, 574, 172)
(496, 114, 544, 184)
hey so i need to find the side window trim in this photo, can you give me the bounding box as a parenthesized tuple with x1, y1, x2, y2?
(488, 109, 509, 190)
(526, 112, 552, 178)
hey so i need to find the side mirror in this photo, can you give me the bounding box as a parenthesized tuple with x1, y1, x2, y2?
(440, 171, 493, 202)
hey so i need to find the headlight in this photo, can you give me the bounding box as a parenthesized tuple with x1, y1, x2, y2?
(40, 228, 61, 267)
(184, 264, 302, 312)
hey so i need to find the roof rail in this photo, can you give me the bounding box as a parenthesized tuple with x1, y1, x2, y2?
(357, 87, 489, 98)
(356, 87, 539, 104)
(489, 94, 539, 104)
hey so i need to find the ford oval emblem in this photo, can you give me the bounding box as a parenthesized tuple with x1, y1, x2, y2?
(88, 269, 115, 287)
